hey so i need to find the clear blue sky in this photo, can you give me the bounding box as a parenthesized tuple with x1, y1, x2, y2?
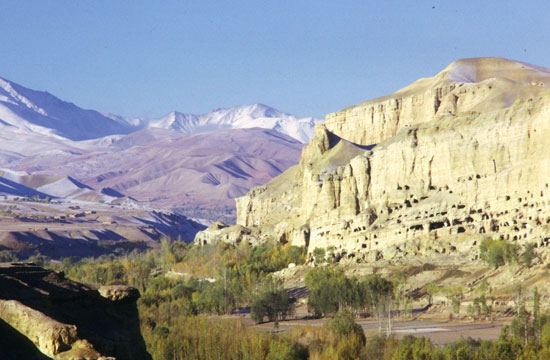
(1, 1, 549, 119)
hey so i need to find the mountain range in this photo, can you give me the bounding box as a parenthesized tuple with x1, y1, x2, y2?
(0, 76, 321, 221)
(0, 76, 319, 143)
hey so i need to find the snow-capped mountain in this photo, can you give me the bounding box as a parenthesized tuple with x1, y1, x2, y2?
(0, 77, 133, 140)
(105, 103, 321, 144)
(0, 76, 321, 143)
(0, 76, 318, 220)
(145, 104, 320, 143)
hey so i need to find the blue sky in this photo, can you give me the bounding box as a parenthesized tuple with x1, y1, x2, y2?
(1, 1, 549, 118)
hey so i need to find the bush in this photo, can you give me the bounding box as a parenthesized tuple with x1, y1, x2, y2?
(266, 339, 306, 360)
(541, 322, 550, 349)
(0, 250, 18, 262)
(392, 336, 437, 360)
(327, 310, 366, 346)
(313, 247, 326, 264)
(171, 284, 193, 300)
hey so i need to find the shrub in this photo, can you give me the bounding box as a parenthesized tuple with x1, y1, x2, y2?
(171, 284, 193, 300)
(266, 339, 306, 360)
(327, 310, 366, 346)
(312, 247, 326, 264)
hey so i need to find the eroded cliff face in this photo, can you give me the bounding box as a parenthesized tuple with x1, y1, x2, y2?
(202, 57, 550, 266)
(0, 263, 151, 360)
(324, 57, 550, 146)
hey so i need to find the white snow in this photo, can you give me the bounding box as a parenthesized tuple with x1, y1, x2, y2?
(0, 76, 134, 140)
(146, 104, 321, 143)
(0, 75, 321, 144)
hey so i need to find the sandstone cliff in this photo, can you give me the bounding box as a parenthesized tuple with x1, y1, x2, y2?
(0, 263, 151, 360)
(324, 57, 550, 146)
(200, 57, 550, 267)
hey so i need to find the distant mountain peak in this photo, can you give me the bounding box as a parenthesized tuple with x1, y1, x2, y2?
(0, 76, 321, 143)
(0, 77, 134, 140)
(147, 103, 320, 143)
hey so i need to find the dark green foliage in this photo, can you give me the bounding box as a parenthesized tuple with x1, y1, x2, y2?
(247, 243, 307, 274)
(251, 288, 294, 324)
(171, 284, 193, 300)
(266, 337, 307, 360)
(152, 326, 170, 337)
(312, 247, 325, 264)
(362, 274, 394, 308)
(364, 335, 399, 360)
(327, 310, 366, 346)
(304, 267, 393, 318)
(451, 294, 462, 315)
(479, 238, 518, 268)
(467, 295, 491, 318)
(304, 267, 346, 316)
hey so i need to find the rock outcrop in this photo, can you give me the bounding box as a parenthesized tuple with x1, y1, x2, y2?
(0, 263, 151, 360)
(194, 221, 258, 246)
(200, 57, 550, 266)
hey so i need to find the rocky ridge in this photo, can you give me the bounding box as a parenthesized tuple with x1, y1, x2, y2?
(0, 263, 151, 359)
(198, 57, 550, 267)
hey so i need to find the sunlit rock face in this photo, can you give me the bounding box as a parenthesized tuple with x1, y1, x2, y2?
(0, 263, 151, 360)
(207, 57, 550, 266)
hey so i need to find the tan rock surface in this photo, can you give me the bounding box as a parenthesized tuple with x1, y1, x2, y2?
(0, 299, 82, 358)
(0, 263, 150, 360)
(195, 221, 257, 246)
(98, 285, 140, 302)
(200, 57, 550, 269)
(324, 57, 550, 146)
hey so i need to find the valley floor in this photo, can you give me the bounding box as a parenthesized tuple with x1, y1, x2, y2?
(238, 307, 507, 345)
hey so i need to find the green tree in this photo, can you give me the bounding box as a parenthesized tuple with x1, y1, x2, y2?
(361, 274, 393, 335)
(304, 267, 346, 316)
(326, 310, 366, 360)
(327, 310, 366, 345)
(312, 247, 326, 264)
(521, 243, 536, 268)
(251, 288, 294, 324)
(479, 238, 518, 268)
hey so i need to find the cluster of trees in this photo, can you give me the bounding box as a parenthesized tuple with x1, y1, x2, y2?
(387, 322, 550, 360)
(143, 315, 307, 360)
(292, 303, 550, 360)
(479, 238, 536, 268)
(173, 241, 306, 278)
(39, 238, 550, 360)
(54, 240, 306, 314)
(171, 241, 305, 313)
(304, 267, 393, 317)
